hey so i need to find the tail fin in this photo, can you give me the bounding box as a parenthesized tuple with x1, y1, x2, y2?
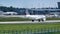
(25, 9, 30, 15)
(25, 9, 30, 16)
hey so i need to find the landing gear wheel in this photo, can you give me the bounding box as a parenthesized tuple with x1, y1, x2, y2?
(32, 20, 34, 22)
(42, 19, 44, 22)
(38, 19, 40, 22)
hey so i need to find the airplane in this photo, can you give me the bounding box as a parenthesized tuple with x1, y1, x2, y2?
(25, 10, 46, 22)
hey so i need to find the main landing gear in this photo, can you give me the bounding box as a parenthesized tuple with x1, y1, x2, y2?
(32, 20, 34, 22)
(32, 19, 45, 22)
(38, 19, 40, 22)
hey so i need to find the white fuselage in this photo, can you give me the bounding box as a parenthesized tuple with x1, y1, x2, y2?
(25, 10, 46, 21)
(26, 15, 46, 21)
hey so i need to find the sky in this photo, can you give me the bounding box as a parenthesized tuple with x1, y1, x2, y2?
(0, 0, 60, 8)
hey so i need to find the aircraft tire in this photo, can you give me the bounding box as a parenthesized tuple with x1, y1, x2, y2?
(32, 20, 34, 22)
(38, 19, 40, 22)
(41, 19, 44, 22)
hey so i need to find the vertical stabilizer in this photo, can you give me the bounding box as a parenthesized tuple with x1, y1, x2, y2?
(25, 9, 30, 15)
(25, 9, 30, 16)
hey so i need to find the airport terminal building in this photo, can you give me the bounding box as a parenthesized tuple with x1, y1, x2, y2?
(0, 2, 60, 15)
(18, 8, 60, 15)
(18, 2, 60, 15)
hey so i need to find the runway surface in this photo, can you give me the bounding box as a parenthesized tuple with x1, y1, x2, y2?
(0, 20, 60, 24)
